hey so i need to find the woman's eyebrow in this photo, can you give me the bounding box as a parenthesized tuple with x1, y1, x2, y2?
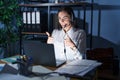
(63, 16, 69, 18)
(58, 15, 69, 20)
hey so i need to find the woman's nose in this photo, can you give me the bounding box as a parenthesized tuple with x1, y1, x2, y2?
(61, 19, 65, 22)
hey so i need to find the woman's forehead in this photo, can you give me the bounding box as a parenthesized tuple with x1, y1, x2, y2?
(58, 11, 70, 17)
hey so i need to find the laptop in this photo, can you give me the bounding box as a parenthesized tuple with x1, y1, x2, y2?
(23, 40, 66, 67)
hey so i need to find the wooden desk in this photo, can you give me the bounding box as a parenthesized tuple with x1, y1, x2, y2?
(0, 60, 6, 64)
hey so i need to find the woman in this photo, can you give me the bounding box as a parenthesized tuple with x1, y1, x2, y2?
(46, 7, 86, 62)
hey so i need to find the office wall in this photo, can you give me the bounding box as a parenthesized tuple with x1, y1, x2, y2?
(85, 0, 120, 67)
(94, 0, 120, 43)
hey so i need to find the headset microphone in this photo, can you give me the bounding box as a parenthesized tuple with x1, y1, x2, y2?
(63, 24, 67, 28)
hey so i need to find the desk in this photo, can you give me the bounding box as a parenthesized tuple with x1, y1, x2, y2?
(0, 64, 66, 80)
(0, 56, 101, 80)
(47, 65, 98, 80)
(44, 60, 101, 80)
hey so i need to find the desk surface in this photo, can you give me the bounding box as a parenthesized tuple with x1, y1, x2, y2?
(43, 60, 101, 80)
(0, 56, 101, 80)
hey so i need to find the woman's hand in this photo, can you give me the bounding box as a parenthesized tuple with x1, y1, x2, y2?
(64, 34, 77, 51)
(64, 34, 75, 48)
(46, 32, 53, 44)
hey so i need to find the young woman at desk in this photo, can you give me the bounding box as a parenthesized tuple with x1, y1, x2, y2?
(46, 6, 86, 62)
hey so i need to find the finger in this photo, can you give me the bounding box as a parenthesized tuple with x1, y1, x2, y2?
(46, 32, 50, 37)
(66, 34, 73, 42)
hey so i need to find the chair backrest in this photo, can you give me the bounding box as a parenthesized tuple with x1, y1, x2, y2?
(86, 47, 114, 69)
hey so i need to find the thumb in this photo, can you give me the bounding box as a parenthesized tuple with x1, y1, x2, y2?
(46, 32, 51, 37)
(66, 34, 72, 41)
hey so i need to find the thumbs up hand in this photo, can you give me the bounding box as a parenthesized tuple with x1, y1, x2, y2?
(64, 34, 75, 48)
(46, 32, 53, 44)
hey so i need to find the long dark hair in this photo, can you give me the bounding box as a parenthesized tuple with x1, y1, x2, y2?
(55, 6, 77, 30)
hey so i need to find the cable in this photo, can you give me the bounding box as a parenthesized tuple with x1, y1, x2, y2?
(63, 33, 67, 61)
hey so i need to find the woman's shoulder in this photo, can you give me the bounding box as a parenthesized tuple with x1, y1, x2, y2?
(52, 29, 62, 35)
(53, 29, 62, 32)
(74, 27, 85, 33)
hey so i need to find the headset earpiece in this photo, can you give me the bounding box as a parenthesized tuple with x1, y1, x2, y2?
(71, 11, 74, 22)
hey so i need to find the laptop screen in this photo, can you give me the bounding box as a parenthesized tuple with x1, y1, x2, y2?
(23, 40, 57, 66)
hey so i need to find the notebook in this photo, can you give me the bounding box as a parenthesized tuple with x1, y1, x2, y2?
(23, 40, 66, 67)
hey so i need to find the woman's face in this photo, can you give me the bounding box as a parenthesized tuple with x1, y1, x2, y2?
(58, 11, 72, 32)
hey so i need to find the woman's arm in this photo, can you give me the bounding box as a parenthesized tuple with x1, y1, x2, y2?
(70, 30, 86, 60)
(76, 30, 86, 55)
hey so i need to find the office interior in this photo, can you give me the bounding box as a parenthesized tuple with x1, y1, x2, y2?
(0, 0, 120, 80)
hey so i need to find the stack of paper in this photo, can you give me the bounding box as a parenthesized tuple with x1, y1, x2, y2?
(66, 59, 98, 66)
(0, 65, 67, 80)
(0, 63, 18, 74)
(55, 59, 101, 76)
(0, 73, 66, 80)
(0, 55, 20, 63)
(0, 64, 5, 72)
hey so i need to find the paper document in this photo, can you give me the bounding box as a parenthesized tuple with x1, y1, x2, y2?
(32, 65, 67, 80)
(0, 73, 66, 80)
(55, 65, 89, 74)
(0, 64, 18, 74)
(0, 65, 67, 80)
(66, 59, 97, 66)
(55, 59, 101, 75)
(0, 64, 5, 72)
(32, 65, 53, 73)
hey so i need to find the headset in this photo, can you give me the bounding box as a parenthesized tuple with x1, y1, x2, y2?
(70, 8, 75, 23)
